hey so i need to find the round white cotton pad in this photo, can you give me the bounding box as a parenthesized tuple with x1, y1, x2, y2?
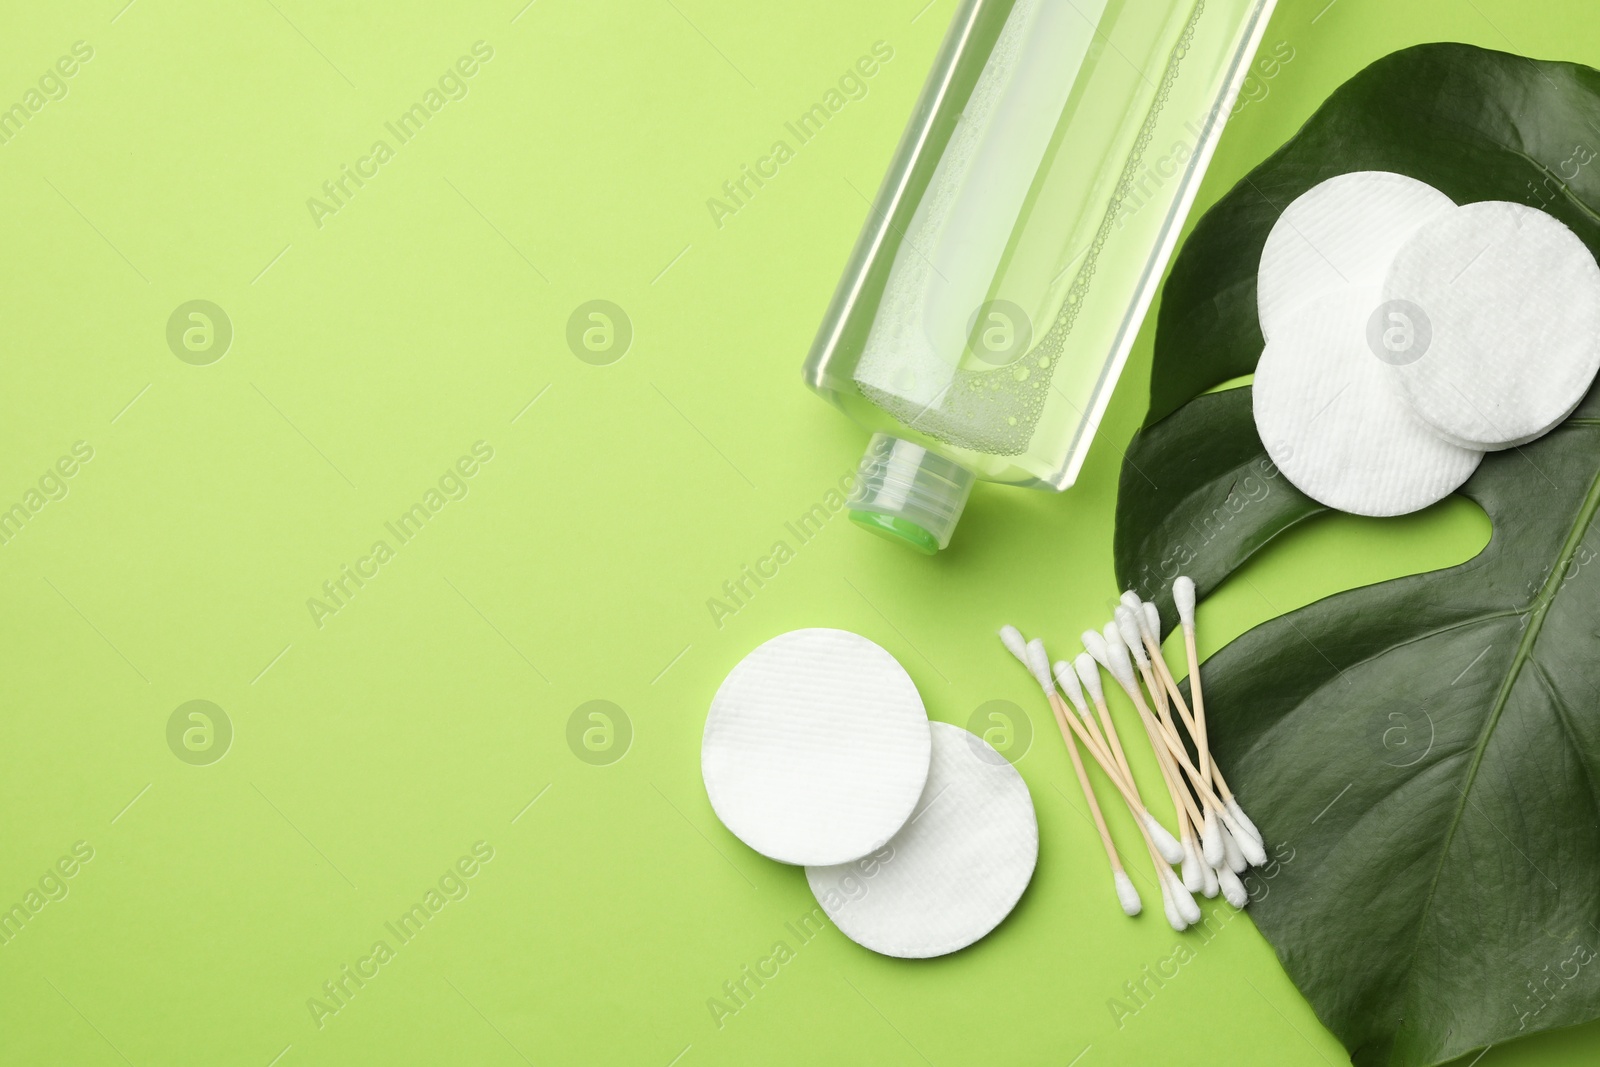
(1382, 200, 1600, 449)
(1257, 171, 1455, 340)
(701, 629, 931, 866)
(805, 722, 1038, 958)
(1253, 286, 1483, 516)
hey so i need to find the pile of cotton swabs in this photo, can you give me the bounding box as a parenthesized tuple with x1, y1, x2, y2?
(1000, 577, 1265, 930)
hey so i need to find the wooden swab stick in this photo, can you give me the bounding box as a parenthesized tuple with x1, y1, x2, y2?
(1078, 633, 1208, 870)
(1061, 656, 1137, 794)
(999, 627, 1143, 912)
(1017, 640, 1185, 865)
(1002, 627, 1202, 925)
(1051, 677, 1199, 929)
(1101, 627, 1267, 866)
(1174, 577, 1264, 846)
(1119, 624, 1206, 892)
(1098, 619, 1230, 813)
(1125, 593, 1240, 804)
(1057, 657, 1210, 903)
(1117, 608, 1224, 846)
(1034, 638, 1201, 926)
(1050, 692, 1142, 915)
(1133, 605, 1215, 783)
(1129, 589, 1262, 861)
(1095, 622, 1212, 827)
(1079, 641, 1199, 847)
(1103, 626, 1228, 868)
(1056, 665, 1135, 798)
(1117, 609, 1200, 789)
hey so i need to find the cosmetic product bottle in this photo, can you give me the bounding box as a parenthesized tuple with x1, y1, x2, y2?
(804, 0, 1278, 552)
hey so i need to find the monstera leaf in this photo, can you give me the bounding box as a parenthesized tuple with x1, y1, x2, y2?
(1114, 44, 1600, 1067)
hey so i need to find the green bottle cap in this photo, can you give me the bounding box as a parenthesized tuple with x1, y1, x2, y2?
(849, 510, 940, 555)
(846, 434, 975, 554)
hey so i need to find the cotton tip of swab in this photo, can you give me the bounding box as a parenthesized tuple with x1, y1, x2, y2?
(1102, 620, 1125, 653)
(1141, 601, 1161, 643)
(1234, 823, 1269, 868)
(1200, 811, 1225, 868)
(1023, 638, 1056, 694)
(1081, 629, 1109, 667)
(1120, 589, 1143, 611)
(1174, 576, 1196, 628)
(1172, 880, 1202, 926)
(1073, 654, 1105, 705)
(1103, 627, 1139, 692)
(1200, 859, 1220, 899)
(1180, 838, 1203, 893)
(1217, 865, 1249, 909)
(1216, 805, 1267, 865)
(998, 625, 1028, 663)
(1158, 875, 1187, 932)
(1145, 814, 1185, 866)
(1114, 607, 1150, 668)
(1053, 661, 1087, 714)
(1227, 797, 1263, 846)
(1114, 871, 1142, 916)
(1221, 822, 1248, 874)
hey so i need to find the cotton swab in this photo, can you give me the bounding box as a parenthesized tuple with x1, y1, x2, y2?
(1199, 857, 1220, 899)
(1123, 602, 1232, 869)
(1064, 655, 1198, 897)
(1101, 625, 1266, 866)
(1020, 638, 1185, 867)
(1071, 654, 1137, 800)
(1137, 589, 1212, 778)
(1180, 837, 1204, 894)
(1055, 659, 1140, 808)
(1173, 575, 1211, 758)
(1216, 864, 1250, 909)
(999, 627, 1143, 913)
(1003, 599, 1265, 925)
(1116, 605, 1201, 802)
(1163, 866, 1202, 927)
(1118, 597, 1170, 713)
(1051, 660, 1143, 916)
(1136, 608, 1266, 860)
(1082, 631, 1191, 827)
(1146, 638, 1265, 868)
(1220, 821, 1248, 874)
(1201, 811, 1227, 868)
(1101, 625, 1204, 826)
(1034, 687, 1196, 937)
(1118, 606, 1202, 789)
(1120, 607, 1241, 902)
(1104, 615, 1240, 830)
(1173, 577, 1265, 848)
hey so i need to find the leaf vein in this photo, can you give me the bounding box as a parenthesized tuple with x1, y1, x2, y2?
(1392, 453, 1600, 1051)
(1529, 657, 1600, 824)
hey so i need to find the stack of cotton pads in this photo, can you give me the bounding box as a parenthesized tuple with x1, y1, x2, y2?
(701, 628, 1038, 958)
(1251, 171, 1600, 516)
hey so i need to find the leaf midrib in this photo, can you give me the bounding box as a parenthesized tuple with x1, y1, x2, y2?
(1388, 444, 1600, 1063)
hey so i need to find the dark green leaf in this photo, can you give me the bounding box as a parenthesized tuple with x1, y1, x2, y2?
(1114, 43, 1600, 1067)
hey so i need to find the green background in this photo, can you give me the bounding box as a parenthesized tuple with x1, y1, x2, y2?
(0, 0, 1591, 1063)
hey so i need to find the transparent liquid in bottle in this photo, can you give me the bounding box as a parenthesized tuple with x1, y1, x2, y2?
(804, 0, 1278, 552)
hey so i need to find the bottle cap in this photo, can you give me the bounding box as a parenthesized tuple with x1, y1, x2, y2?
(847, 433, 974, 554)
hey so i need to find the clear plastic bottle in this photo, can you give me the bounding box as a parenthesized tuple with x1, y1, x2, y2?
(804, 0, 1278, 553)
